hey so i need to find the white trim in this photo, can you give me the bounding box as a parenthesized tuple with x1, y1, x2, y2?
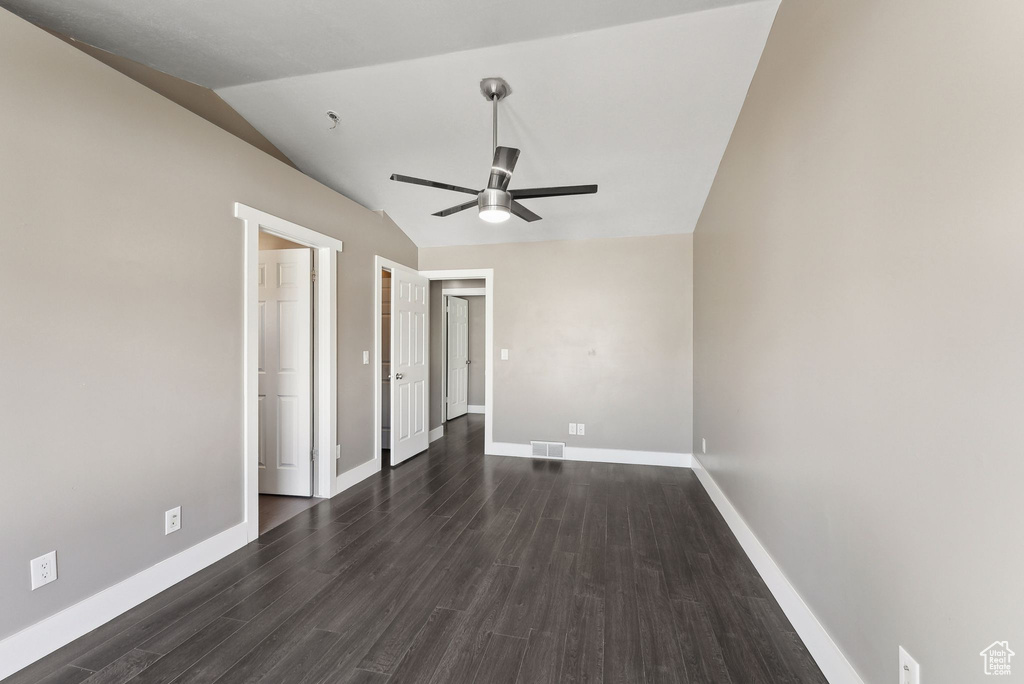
(429, 425, 445, 443)
(234, 203, 341, 542)
(441, 287, 486, 297)
(0, 523, 247, 680)
(334, 457, 380, 494)
(419, 269, 495, 456)
(691, 456, 865, 684)
(467, 405, 485, 414)
(489, 442, 691, 467)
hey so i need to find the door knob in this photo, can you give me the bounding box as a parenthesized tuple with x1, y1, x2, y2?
(395, 373, 404, 380)
(466, 360, 471, 364)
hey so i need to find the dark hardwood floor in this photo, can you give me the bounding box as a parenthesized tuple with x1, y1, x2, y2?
(8, 415, 826, 684)
(259, 495, 323, 537)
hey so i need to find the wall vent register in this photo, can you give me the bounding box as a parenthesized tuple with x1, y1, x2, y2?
(531, 441, 565, 459)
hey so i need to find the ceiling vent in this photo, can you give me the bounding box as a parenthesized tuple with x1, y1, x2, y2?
(531, 441, 565, 459)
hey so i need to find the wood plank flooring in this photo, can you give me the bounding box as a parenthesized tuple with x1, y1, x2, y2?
(7, 415, 826, 684)
(258, 495, 323, 537)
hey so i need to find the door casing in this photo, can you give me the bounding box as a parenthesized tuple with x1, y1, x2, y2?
(235, 203, 341, 543)
(373, 261, 495, 464)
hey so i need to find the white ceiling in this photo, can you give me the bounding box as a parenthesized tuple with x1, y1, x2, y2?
(1, 0, 758, 88)
(218, 3, 778, 247)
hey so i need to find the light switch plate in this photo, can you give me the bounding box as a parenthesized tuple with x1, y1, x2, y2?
(500, 348, 509, 360)
(702, 438, 707, 454)
(899, 646, 920, 684)
(165, 506, 182, 535)
(362, 351, 369, 364)
(569, 423, 577, 435)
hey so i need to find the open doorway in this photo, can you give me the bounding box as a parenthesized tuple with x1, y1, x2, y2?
(235, 203, 342, 543)
(380, 268, 392, 468)
(373, 259, 495, 467)
(256, 231, 321, 535)
(439, 281, 487, 424)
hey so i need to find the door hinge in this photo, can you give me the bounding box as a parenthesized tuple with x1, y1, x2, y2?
(311, 269, 317, 283)
(311, 448, 317, 461)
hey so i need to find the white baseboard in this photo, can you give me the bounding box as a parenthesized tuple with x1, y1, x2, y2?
(691, 456, 865, 684)
(429, 425, 445, 443)
(488, 441, 691, 468)
(334, 456, 380, 496)
(0, 523, 248, 680)
(467, 405, 485, 414)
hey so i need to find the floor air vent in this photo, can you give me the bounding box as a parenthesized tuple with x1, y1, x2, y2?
(531, 441, 565, 459)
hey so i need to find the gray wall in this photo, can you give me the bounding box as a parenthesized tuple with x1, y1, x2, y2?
(467, 296, 485, 406)
(421, 235, 692, 454)
(0, 10, 416, 641)
(691, 1, 1024, 682)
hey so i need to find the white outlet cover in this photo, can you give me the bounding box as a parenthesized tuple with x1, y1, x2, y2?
(165, 506, 182, 535)
(578, 423, 585, 436)
(30, 551, 57, 590)
(500, 348, 509, 360)
(702, 438, 707, 454)
(362, 350, 369, 364)
(899, 646, 920, 684)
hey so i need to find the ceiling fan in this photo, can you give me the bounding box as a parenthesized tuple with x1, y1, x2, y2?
(389, 78, 598, 224)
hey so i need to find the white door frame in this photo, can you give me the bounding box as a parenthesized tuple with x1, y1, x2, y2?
(440, 288, 486, 422)
(234, 203, 342, 542)
(373, 262, 495, 461)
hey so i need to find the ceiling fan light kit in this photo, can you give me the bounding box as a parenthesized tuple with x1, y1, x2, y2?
(478, 188, 512, 223)
(389, 77, 598, 224)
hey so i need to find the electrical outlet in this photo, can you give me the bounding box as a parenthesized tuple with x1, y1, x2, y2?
(30, 551, 57, 590)
(500, 348, 509, 360)
(899, 646, 920, 684)
(702, 438, 707, 454)
(569, 423, 577, 435)
(165, 506, 182, 535)
(577, 423, 585, 436)
(362, 351, 369, 364)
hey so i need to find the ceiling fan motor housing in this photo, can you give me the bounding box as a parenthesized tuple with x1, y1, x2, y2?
(478, 188, 512, 222)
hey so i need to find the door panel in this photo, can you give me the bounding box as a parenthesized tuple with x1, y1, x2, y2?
(446, 296, 469, 420)
(390, 267, 430, 465)
(258, 248, 313, 496)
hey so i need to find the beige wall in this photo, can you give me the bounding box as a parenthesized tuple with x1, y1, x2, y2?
(467, 296, 485, 406)
(48, 30, 297, 168)
(421, 234, 692, 454)
(692, 1, 1024, 682)
(0, 10, 416, 641)
(258, 232, 306, 250)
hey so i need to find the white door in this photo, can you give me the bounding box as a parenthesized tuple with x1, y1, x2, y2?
(390, 266, 430, 465)
(446, 296, 469, 420)
(258, 248, 313, 496)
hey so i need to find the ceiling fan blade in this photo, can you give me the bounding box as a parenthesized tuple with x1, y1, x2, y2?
(390, 174, 479, 196)
(487, 147, 520, 191)
(432, 199, 478, 217)
(510, 201, 542, 222)
(510, 184, 598, 199)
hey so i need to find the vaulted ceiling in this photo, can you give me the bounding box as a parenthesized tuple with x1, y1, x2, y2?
(1, 0, 779, 246)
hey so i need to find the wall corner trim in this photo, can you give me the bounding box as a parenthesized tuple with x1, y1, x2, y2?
(429, 425, 445, 443)
(691, 456, 866, 684)
(488, 442, 691, 468)
(0, 523, 248, 680)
